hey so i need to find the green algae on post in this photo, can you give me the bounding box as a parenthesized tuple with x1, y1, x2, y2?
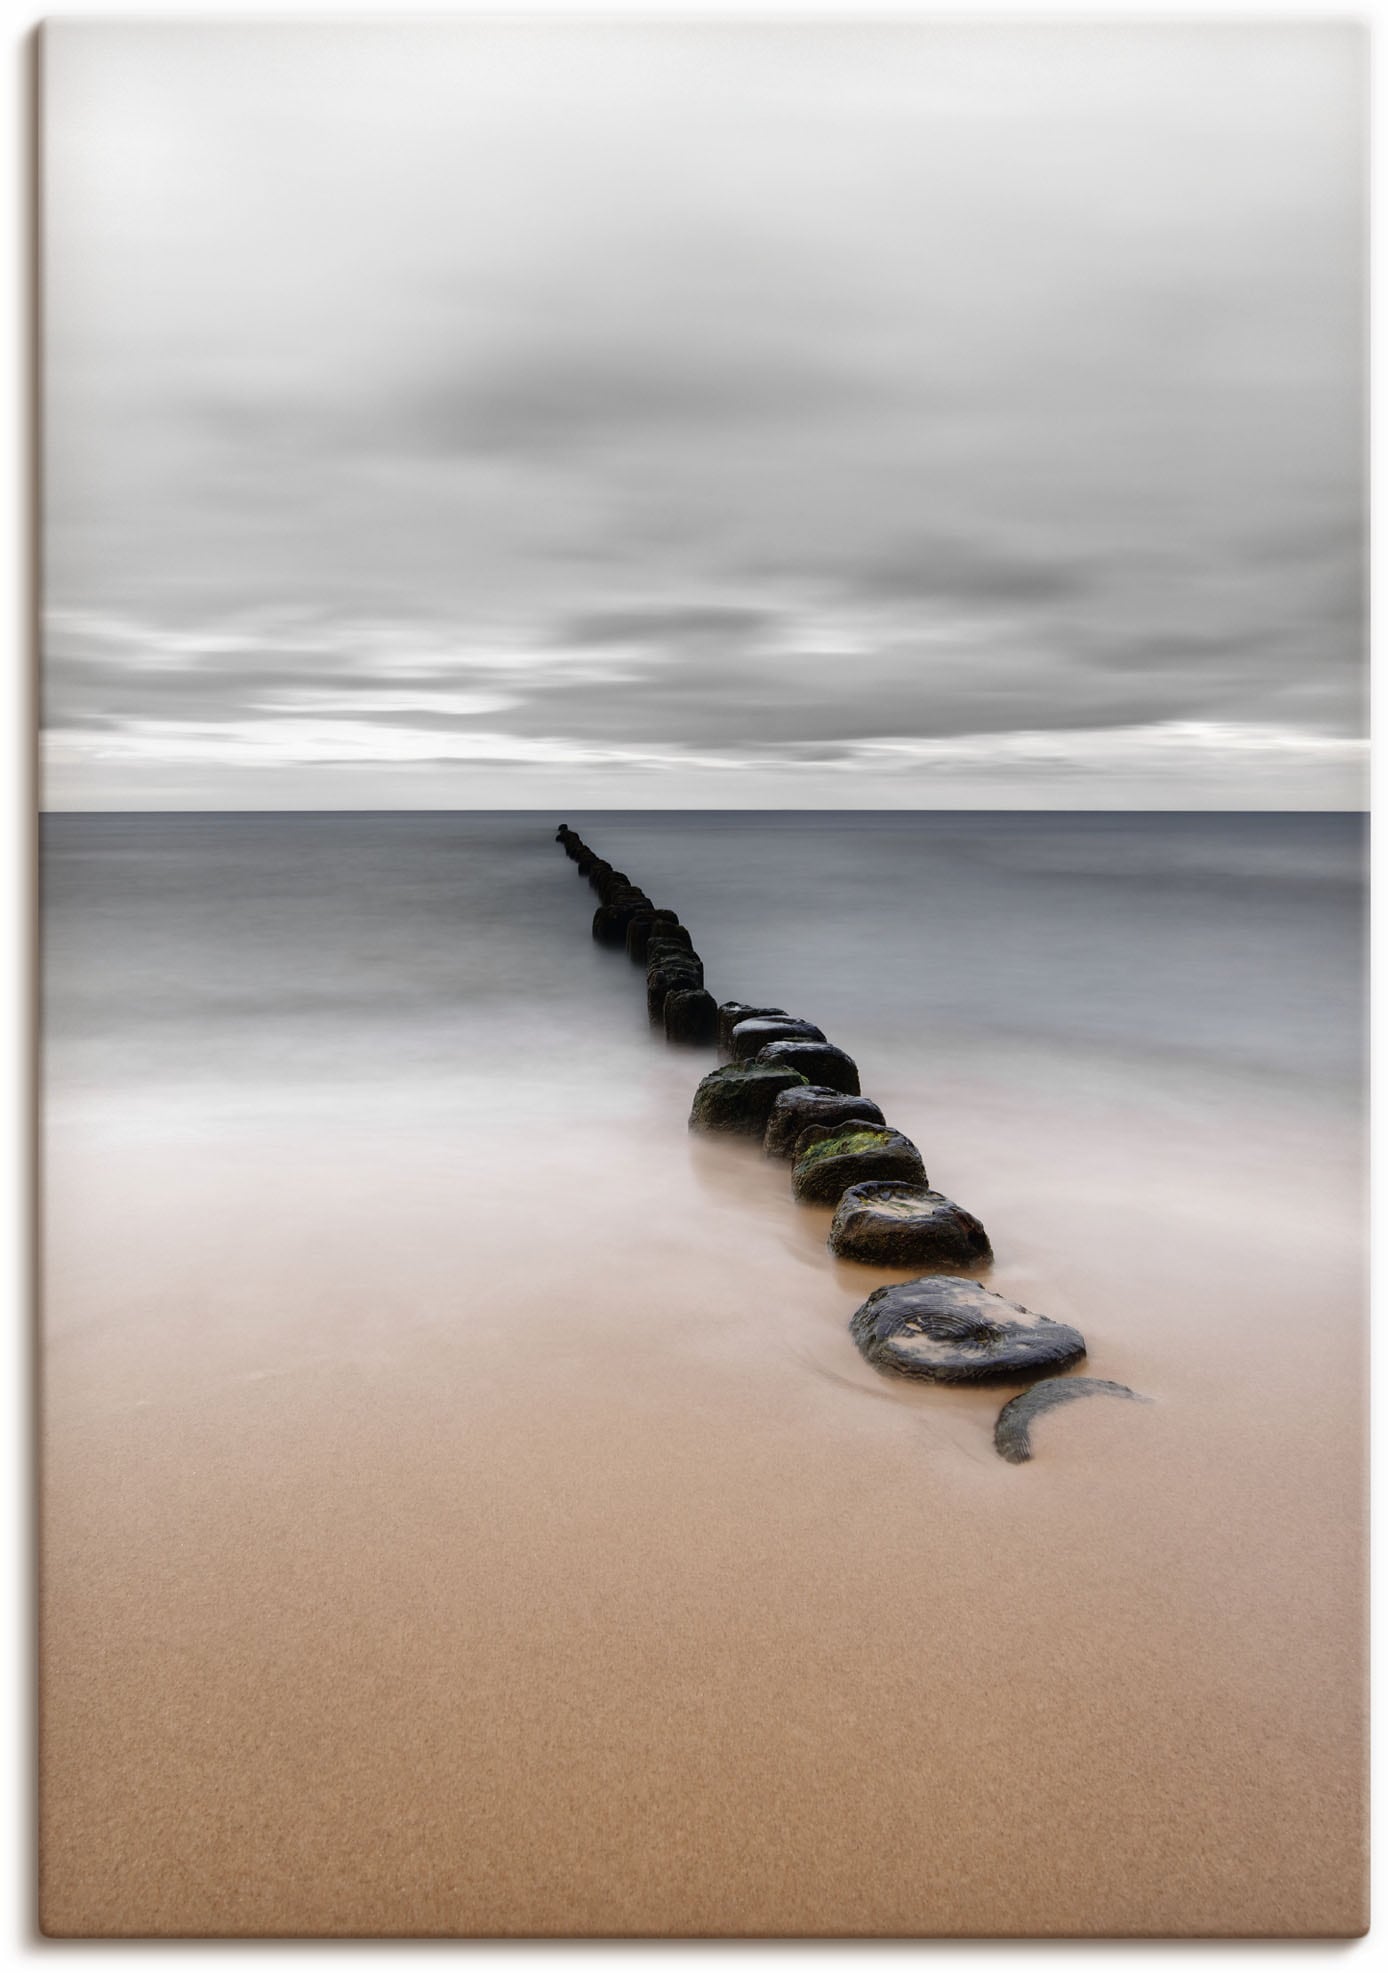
(791, 1124, 927, 1206)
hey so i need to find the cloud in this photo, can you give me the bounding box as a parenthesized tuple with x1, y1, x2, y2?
(40, 19, 1365, 807)
(42, 558, 1363, 787)
(247, 689, 521, 719)
(408, 339, 878, 462)
(552, 603, 779, 648)
(834, 536, 1089, 611)
(42, 714, 1367, 822)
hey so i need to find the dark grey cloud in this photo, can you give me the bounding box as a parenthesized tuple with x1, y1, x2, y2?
(43, 654, 349, 721)
(487, 645, 1266, 752)
(553, 604, 777, 649)
(410, 342, 878, 461)
(832, 538, 1087, 611)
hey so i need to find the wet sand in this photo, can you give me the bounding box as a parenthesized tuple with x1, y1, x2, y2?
(40, 1034, 1366, 1936)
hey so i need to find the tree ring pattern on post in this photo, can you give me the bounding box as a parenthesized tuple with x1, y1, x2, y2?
(850, 1276, 1086, 1385)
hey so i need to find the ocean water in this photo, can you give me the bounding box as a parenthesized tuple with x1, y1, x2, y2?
(39, 810, 1369, 1937)
(42, 808, 1366, 1102)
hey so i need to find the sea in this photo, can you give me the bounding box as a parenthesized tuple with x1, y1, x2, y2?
(41, 808, 1366, 1109)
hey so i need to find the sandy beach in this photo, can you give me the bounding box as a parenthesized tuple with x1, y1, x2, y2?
(39, 813, 1367, 1936)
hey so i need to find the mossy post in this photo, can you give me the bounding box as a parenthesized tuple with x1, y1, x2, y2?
(689, 1062, 810, 1135)
(790, 1124, 926, 1206)
(828, 1183, 992, 1268)
(755, 1039, 860, 1095)
(764, 1088, 885, 1160)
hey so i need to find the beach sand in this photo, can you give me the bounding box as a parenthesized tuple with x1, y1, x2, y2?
(38, 814, 1367, 1936)
(40, 1076, 1366, 1935)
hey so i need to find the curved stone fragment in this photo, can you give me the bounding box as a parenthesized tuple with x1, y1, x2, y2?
(850, 1276, 1086, 1385)
(791, 1124, 925, 1206)
(994, 1377, 1152, 1463)
(829, 1182, 992, 1269)
(689, 1061, 810, 1135)
(764, 1087, 885, 1160)
(756, 1039, 860, 1095)
(729, 1016, 826, 1061)
(665, 987, 718, 1045)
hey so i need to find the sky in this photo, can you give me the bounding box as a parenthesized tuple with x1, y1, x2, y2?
(42, 18, 1366, 809)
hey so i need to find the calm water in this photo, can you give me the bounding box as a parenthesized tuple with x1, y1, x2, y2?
(42, 809, 1366, 1107)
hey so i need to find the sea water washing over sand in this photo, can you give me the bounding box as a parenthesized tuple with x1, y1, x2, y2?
(40, 811, 1366, 1935)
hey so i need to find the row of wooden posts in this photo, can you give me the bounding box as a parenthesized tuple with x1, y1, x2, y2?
(553, 824, 1150, 1463)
